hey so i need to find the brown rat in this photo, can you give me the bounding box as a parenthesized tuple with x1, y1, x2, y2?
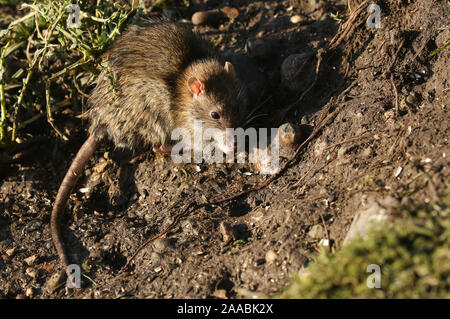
(51, 19, 249, 274)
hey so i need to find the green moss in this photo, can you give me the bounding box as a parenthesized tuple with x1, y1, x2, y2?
(280, 187, 450, 298)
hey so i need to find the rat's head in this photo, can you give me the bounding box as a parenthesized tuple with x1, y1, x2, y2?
(181, 60, 248, 153)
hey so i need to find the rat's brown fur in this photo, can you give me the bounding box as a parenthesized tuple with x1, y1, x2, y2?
(51, 19, 248, 274)
(88, 19, 247, 149)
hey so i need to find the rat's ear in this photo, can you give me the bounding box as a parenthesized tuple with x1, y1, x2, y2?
(224, 61, 236, 78)
(188, 77, 205, 98)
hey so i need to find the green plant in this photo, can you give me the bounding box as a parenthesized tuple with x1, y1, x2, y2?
(429, 25, 450, 57)
(279, 187, 450, 298)
(0, 0, 136, 146)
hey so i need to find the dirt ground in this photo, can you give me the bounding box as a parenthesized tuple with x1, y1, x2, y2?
(0, 0, 449, 298)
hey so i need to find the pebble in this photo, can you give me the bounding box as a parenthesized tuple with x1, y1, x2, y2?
(254, 147, 277, 174)
(6, 247, 15, 256)
(383, 109, 395, 121)
(25, 287, 34, 298)
(150, 252, 162, 267)
(327, 194, 337, 203)
(2, 254, 10, 263)
(192, 10, 221, 26)
(300, 115, 309, 125)
(24, 255, 37, 266)
(220, 6, 239, 19)
(154, 266, 162, 273)
(219, 221, 237, 244)
(279, 122, 303, 149)
(394, 166, 403, 178)
(265, 250, 278, 263)
(307, 224, 324, 239)
(281, 53, 311, 91)
(343, 196, 398, 245)
(306, 0, 323, 12)
(290, 15, 303, 24)
(153, 238, 171, 253)
(361, 146, 372, 158)
(212, 288, 227, 299)
(319, 238, 329, 247)
(405, 92, 420, 107)
(44, 270, 66, 293)
(25, 267, 37, 278)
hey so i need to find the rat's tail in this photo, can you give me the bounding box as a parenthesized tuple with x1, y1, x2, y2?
(51, 127, 106, 274)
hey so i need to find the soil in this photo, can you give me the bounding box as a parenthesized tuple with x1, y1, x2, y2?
(0, 0, 449, 298)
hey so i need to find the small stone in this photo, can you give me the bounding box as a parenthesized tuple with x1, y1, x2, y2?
(153, 238, 171, 253)
(281, 53, 311, 91)
(192, 10, 221, 26)
(254, 147, 277, 174)
(25, 287, 34, 298)
(220, 6, 239, 19)
(150, 252, 162, 267)
(25, 267, 37, 278)
(219, 221, 237, 244)
(343, 196, 399, 245)
(394, 166, 403, 178)
(279, 122, 303, 149)
(154, 266, 162, 273)
(308, 225, 324, 239)
(319, 238, 329, 247)
(361, 146, 372, 158)
(24, 255, 37, 266)
(16, 294, 26, 299)
(212, 289, 227, 299)
(6, 248, 15, 256)
(290, 15, 303, 24)
(405, 92, 420, 107)
(93, 160, 108, 173)
(383, 109, 395, 121)
(327, 195, 337, 203)
(265, 250, 278, 263)
(191, 11, 208, 26)
(300, 115, 309, 125)
(45, 271, 66, 293)
(306, 0, 323, 12)
(2, 254, 10, 263)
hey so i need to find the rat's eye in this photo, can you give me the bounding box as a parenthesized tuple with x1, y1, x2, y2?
(210, 111, 220, 120)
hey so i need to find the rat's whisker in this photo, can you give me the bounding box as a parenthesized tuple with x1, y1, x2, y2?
(243, 113, 269, 127)
(245, 104, 265, 120)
